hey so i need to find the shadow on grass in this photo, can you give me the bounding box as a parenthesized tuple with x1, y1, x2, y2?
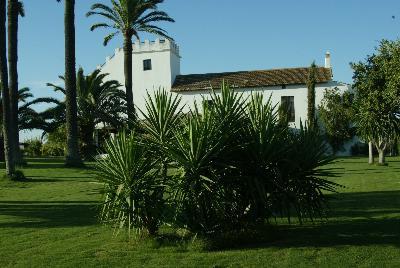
(3, 158, 95, 170)
(0, 201, 100, 228)
(0, 190, 399, 250)
(267, 190, 400, 249)
(185, 190, 400, 251)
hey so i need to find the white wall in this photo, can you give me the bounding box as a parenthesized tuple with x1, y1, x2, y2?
(99, 40, 349, 127)
(175, 81, 350, 128)
(99, 41, 353, 154)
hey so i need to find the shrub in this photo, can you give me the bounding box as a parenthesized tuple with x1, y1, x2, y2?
(166, 85, 338, 234)
(41, 125, 66, 157)
(41, 143, 65, 157)
(99, 83, 339, 237)
(318, 87, 355, 153)
(24, 138, 42, 157)
(95, 131, 164, 236)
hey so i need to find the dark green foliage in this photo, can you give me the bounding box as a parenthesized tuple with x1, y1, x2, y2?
(24, 138, 42, 157)
(95, 131, 164, 236)
(351, 39, 400, 164)
(167, 106, 228, 233)
(318, 87, 355, 153)
(1, 87, 58, 132)
(42, 125, 66, 157)
(98, 83, 338, 236)
(307, 62, 317, 128)
(46, 68, 126, 159)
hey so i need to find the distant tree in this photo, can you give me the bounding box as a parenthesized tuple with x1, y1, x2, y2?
(307, 62, 317, 128)
(8, 0, 24, 164)
(87, 0, 175, 123)
(318, 87, 355, 153)
(351, 39, 400, 165)
(46, 68, 126, 158)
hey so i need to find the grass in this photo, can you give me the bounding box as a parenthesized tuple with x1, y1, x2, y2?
(0, 157, 399, 267)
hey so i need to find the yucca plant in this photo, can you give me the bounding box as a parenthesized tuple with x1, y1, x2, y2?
(240, 93, 291, 223)
(167, 104, 227, 233)
(139, 88, 183, 177)
(95, 131, 163, 236)
(278, 122, 339, 222)
(239, 94, 338, 225)
(95, 82, 339, 238)
(138, 89, 184, 224)
(201, 82, 250, 229)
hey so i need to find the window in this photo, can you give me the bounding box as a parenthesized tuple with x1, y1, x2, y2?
(143, 59, 152, 71)
(280, 96, 295, 123)
(281, 85, 286, 89)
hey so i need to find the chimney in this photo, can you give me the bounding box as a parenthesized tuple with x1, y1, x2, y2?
(325, 51, 331, 69)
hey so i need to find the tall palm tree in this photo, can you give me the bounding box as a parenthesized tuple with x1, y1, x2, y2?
(46, 68, 126, 158)
(7, 0, 24, 164)
(57, 0, 82, 166)
(87, 0, 174, 122)
(0, 0, 15, 177)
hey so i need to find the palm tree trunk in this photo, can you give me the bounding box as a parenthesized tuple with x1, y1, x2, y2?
(368, 141, 374, 164)
(123, 34, 135, 123)
(64, 0, 82, 166)
(80, 122, 96, 159)
(7, 0, 22, 165)
(0, 0, 15, 176)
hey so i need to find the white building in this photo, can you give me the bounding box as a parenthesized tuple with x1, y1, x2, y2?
(99, 39, 350, 130)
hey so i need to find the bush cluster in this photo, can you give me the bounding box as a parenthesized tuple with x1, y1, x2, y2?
(95, 84, 339, 237)
(24, 138, 43, 157)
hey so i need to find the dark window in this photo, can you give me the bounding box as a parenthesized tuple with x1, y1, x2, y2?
(282, 85, 286, 89)
(280, 96, 295, 123)
(143, 59, 152, 71)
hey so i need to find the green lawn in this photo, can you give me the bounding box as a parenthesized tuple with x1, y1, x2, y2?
(0, 157, 399, 267)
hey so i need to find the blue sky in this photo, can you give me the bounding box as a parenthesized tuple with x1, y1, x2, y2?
(19, 0, 400, 140)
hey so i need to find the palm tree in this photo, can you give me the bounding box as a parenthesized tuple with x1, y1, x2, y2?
(0, 0, 15, 177)
(87, 0, 175, 123)
(57, 0, 82, 166)
(0, 87, 58, 160)
(17, 87, 59, 131)
(7, 0, 24, 164)
(46, 68, 126, 158)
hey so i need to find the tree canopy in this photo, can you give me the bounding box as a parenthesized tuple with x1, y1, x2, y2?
(351, 39, 400, 164)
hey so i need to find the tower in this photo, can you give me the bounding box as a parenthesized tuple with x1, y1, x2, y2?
(99, 39, 181, 114)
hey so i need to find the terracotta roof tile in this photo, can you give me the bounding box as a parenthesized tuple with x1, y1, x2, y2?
(171, 67, 332, 92)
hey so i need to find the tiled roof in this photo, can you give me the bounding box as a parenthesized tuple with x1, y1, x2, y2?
(171, 67, 332, 92)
